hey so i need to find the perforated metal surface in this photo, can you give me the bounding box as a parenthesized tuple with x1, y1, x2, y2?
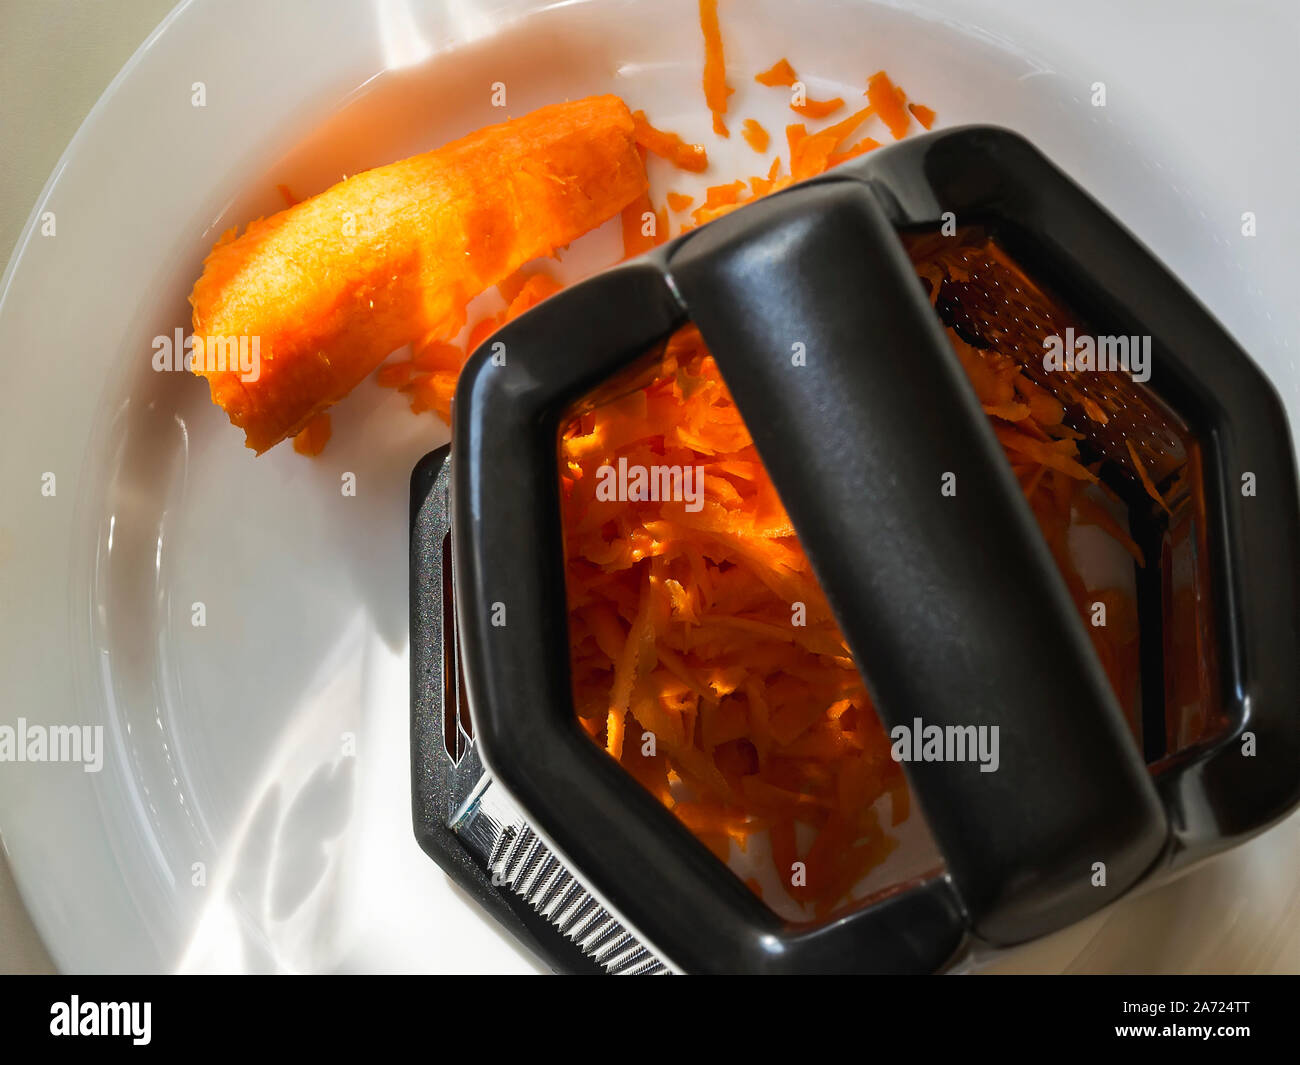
(906, 230, 1192, 497)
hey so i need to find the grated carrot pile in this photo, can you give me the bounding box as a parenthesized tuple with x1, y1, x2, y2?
(559, 269, 1144, 915)
(559, 326, 906, 917)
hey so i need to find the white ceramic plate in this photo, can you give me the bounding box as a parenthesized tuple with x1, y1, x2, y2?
(2, 0, 1297, 974)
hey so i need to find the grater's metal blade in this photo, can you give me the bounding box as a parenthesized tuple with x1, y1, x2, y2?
(451, 777, 672, 975)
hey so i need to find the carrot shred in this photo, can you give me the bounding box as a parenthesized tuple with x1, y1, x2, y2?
(699, 0, 732, 136)
(411, 340, 463, 374)
(741, 118, 771, 153)
(866, 70, 911, 140)
(755, 57, 798, 87)
(632, 110, 709, 172)
(785, 123, 806, 162)
(291, 411, 331, 456)
(666, 191, 695, 212)
(1127, 439, 1174, 515)
(374, 361, 414, 389)
(791, 96, 845, 119)
(908, 102, 936, 129)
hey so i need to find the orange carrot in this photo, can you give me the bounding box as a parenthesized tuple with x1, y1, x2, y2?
(866, 70, 911, 140)
(699, 0, 732, 136)
(374, 361, 413, 389)
(190, 96, 646, 452)
(741, 118, 771, 153)
(291, 411, 331, 456)
(791, 96, 845, 119)
(666, 191, 695, 212)
(755, 57, 798, 87)
(908, 102, 936, 129)
(632, 111, 709, 172)
(1127, 439, 1174, 515)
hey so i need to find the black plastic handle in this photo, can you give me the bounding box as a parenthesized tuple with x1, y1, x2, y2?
(436, 126, 1300, 973)
(666, 180, 1166, 944)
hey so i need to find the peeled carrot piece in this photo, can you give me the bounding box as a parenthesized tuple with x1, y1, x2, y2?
(666, 191, 695, 212)
(374, 361, 413, 389)
(190, 96, 646, 452)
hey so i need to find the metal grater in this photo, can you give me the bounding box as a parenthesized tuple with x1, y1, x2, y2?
(411, 126, 1300, 974)
(410, 446, 670, 974)
(453, 777, 669, 974)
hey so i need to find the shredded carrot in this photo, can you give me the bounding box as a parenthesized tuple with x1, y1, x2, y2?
(785, 122, 806, 162)
(411, 340, 463, 373)
(375, 361, 413, 389)
(699, 0, 732, 136)
(741, 118, 770, 153)
(291, 411, 331, 456)
(666, 191, 695, 212)
(866, 70, 911, 140)
(632, 111, 709, 172)
(908, 102, 936, 130)
(1127, 439, 1174, 515)
(791, 95, 845, 119)
(505, 273, 562, 319)
(755, 57, 798, 87)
